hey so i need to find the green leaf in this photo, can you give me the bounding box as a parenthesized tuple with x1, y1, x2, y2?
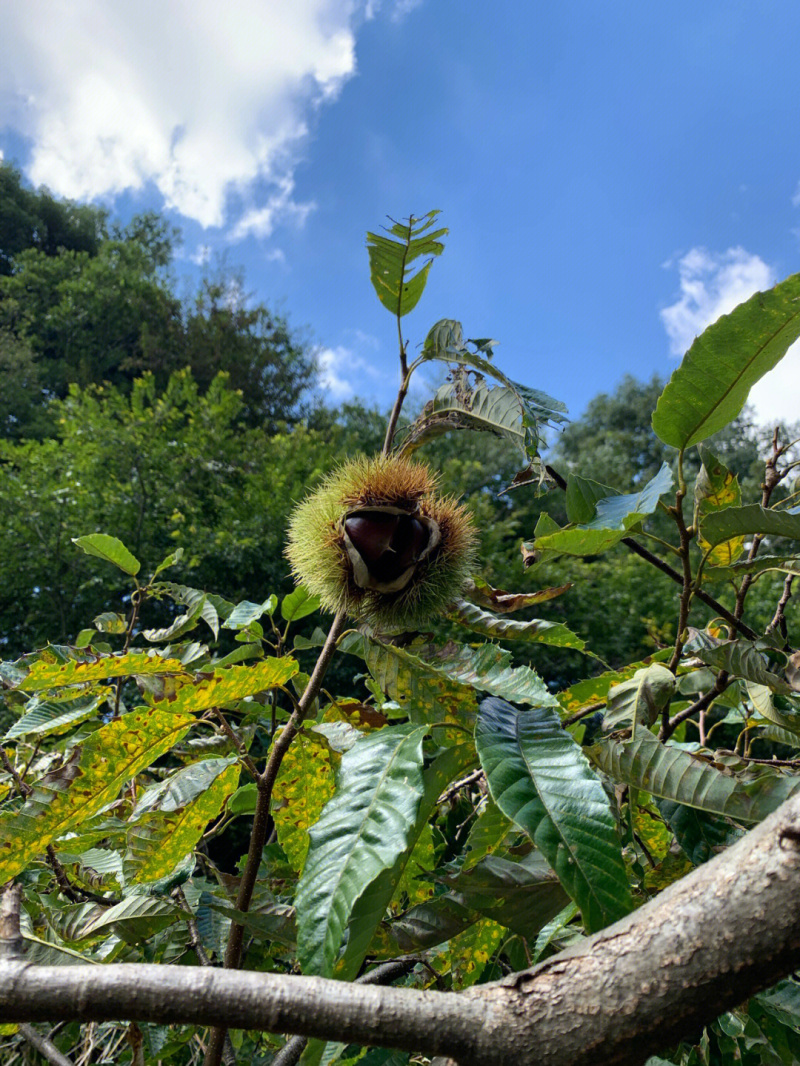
(583, 463, 674, 530)
(0, 706, 196, 880)
(92, 612, 128, 635)
(448, 598, 585, 650)
(152, 547, 184, 579)
(227, 782, 258, 815)
(295, 725, 427, 977)
(4, 693, 107, 740)
(463, 798, 512, 869)
(534, 464, 673, 556)
(401, 366, 558, 494)
(369, 894, 479, 959)
(419, 318, 568, 435)
(556, 651, 673, 716)
(699, 554, 800, 581)
(337, 743, 476, 980)
(699, 504, 800, 548)
(437, 851, 570, 941)
(693, 447, 744, 566)
(281, 586, 322, 623)
(656, 800, 743, 864)
(132, 756, 239, 816)
(605, 664, 676, 732)
(652, 272, 800, 448)
(222, 595, 278, 630)
(565, 475, 620, 524)
(684, 630, 791, 694)
(475, 697, 632, 933)
(147, 583, 220, 641)
(142, 595, 206, 644)
(350, 635, 559, 720)
(78, 894, 179, 944)
(589, 732, 800, 822)
(72, 533, 141, 576)
(366, 211, 446, 317)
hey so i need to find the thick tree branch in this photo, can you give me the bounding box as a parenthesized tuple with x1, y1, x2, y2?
(5, 791, 800, 1066)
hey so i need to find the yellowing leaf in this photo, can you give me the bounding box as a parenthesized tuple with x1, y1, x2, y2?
(0, 707, 195, 881)
(694, 447, 745, 567)
(392, 822, 435, 911)
(433, 917, 506, 989)
(126, 762, 240, 882)
(19, 652, 190, 692)
(147, 658, 299, 713)
(273, 730, 337, 872)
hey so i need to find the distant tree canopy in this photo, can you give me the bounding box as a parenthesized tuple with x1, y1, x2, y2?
(0, 162, 316, 438)
(0, 162, 106, 273)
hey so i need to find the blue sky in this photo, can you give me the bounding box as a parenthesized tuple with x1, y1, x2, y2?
(2, 0, 800, 425)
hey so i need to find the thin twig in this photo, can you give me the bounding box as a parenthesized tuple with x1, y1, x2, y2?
(45, 846, 118, 907)
(561, 701, 605, 728)
(18, 1023, 75, 1066)
(766, 574, 794, 645)
(543, 465, 758, 641)
(209, 709, 259, 779)
(437, 768, 485, 804)
(661, 674, 729, 741)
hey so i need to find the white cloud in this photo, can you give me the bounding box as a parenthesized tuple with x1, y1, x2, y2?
(316, 344, 382, 400)
(661, 246, 800, 427)
(792, 182, 800, 208)
(660, 246, 775, 357)
(0, 1, 360, 230)
(364, 0, 424, 19)
(749, 340, 800, 427)
(229, 176, 316, 241)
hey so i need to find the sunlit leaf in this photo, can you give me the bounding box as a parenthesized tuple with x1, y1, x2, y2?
(448, 598, 585, 650)
(366, 211, 446, 317)
(693, 446, 744, 566)
(533, 464, 673, 556)
(126, 760, 240, 882)
(145, 658, 299, 713)
(296, 725, 427, 977)
(605, 664, 676, 732)
(652, 272, 800, 447)
(281, 586, 322, 623)
(684, 629, 791, 694)
(15, 651, 190, 693)
(72, 533, 141, 576)
(476, 697, 632, 932)
(699, 503, 800, 548)
(590, 732, 800, 822)
(4, 692, 108, 740)
(273, 729, 337, 873)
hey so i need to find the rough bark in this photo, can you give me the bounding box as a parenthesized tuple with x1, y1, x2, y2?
(2, 792, 800, 1066)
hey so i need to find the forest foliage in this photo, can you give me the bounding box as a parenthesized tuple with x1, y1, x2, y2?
(1, 169, 800, 1066)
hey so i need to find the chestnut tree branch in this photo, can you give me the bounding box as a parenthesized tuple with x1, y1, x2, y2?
(6, 791, 800, 1066)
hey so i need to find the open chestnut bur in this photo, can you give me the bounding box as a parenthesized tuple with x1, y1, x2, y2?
(285, 456, 477, 631)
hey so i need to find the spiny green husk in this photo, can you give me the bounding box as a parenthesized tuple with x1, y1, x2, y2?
(285, 456, 477, 631)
